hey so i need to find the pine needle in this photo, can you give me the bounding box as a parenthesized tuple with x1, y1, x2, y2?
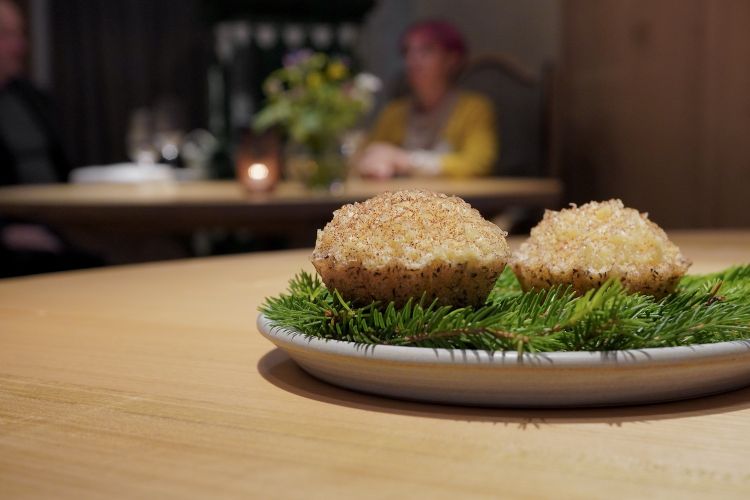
(260, 265, 750, 353)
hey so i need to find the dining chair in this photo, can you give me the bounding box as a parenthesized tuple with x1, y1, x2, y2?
(458, 53, 559, 179)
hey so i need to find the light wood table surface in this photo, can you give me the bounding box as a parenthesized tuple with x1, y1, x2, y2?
(1, 230, 749, 499)
(0, 177, 562, 233)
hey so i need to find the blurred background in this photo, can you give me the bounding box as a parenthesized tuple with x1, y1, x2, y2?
(1, 0, 748, 277)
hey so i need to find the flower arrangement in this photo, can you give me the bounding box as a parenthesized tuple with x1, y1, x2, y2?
(253, 50, 381, 150)
(252, 50, 380, 188)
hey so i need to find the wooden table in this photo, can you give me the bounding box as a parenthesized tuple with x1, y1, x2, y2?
(1, 230, 749, 499)
(0, 178, 562, 233)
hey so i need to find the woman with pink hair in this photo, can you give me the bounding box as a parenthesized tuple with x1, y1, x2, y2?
(356, 20, 498, 178)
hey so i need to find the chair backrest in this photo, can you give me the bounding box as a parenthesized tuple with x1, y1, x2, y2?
(458, 54, 548, 177)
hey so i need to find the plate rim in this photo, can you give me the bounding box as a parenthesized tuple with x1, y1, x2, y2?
(257, 313, 750, 367)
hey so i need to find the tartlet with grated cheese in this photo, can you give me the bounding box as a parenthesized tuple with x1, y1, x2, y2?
(511, 199, 691, 297)
(311, 189, 511, 306)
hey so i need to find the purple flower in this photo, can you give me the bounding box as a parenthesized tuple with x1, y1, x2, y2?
(283, 49, 314, 68)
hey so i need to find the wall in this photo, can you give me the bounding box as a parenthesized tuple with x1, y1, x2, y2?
(413, 0, 560, 71)
(562, 0, 750, 228)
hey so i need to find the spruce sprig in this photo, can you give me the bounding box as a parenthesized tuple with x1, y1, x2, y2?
(260, 265, 750, 353)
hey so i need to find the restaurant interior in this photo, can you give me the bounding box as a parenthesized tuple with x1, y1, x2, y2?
(1, 0, 749, 275)
(2, 1, 750, 498)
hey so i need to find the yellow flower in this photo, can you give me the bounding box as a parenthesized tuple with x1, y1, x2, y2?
(306, 71, 323, 88)
(327, 61, 348, 80)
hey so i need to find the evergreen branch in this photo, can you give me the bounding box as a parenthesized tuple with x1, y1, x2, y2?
(260, 265, 750, 353)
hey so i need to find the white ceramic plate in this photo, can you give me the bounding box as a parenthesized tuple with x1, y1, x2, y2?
(257, 314, 750, 407)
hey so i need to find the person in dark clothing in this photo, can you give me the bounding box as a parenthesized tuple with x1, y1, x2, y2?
(0, 78, 71, 185)
(0, 0, 101, 277)
(0, 0, 70, 184)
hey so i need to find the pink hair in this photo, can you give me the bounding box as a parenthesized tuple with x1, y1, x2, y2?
(401, 20, 468, 64)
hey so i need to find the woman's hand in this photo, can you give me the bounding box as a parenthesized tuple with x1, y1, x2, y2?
(355, 142, 411, 179)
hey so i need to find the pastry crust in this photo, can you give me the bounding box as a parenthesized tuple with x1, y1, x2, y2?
(312, 190, 511, 307)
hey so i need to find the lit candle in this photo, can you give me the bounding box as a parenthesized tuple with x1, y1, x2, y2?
(248, 162, 270, 181)
(235, 131, 281, 192)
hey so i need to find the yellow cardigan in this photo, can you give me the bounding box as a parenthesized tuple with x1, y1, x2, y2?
(366, 92, 499, 177)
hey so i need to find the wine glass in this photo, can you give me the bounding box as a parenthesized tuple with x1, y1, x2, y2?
(126, 108, 158, 164)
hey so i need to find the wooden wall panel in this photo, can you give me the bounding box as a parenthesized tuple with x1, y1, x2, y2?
(562, 0, 750, 228)
(702, 1, 750, 227)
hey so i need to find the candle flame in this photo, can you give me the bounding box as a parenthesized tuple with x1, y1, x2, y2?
(248, 163, 270, 180)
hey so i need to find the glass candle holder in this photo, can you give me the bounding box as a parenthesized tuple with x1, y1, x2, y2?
(234, 129, 281, 192)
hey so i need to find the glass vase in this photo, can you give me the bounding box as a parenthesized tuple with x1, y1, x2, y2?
(285, 137, 346, 191)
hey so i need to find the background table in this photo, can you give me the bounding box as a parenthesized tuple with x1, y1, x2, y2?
(1, 230, 749, 499)
(0, 177, 562, 233)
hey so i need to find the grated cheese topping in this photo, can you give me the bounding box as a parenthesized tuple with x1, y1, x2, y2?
(313, 189, 511, 270)
(513, 199, 690, 278)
